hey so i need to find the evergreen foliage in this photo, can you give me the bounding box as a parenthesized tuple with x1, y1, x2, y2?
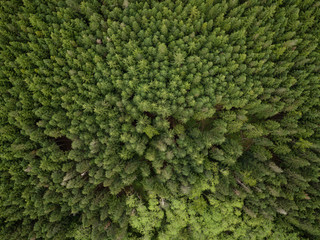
(0, 0, 319, 239)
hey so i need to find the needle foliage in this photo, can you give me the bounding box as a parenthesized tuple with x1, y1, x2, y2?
(0, 0, 319, 239)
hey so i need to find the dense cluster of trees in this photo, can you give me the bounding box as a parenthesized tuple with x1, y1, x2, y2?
(0, 0, 319, 239)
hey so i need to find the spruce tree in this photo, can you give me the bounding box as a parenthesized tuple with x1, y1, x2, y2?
(0, 0, 319, 239)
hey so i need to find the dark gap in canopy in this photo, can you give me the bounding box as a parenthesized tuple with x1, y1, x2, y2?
(54, 136, 72, 151)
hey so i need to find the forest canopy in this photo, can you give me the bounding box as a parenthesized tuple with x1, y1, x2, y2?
(0, 0, 319, 239)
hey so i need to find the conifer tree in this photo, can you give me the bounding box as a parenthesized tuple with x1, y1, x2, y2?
(0, 0, 319, 239)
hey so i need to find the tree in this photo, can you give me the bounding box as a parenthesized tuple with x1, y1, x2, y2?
(0, 0, 319, 239)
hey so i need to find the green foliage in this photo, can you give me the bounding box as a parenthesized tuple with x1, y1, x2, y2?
(0, 0, 319, 239)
